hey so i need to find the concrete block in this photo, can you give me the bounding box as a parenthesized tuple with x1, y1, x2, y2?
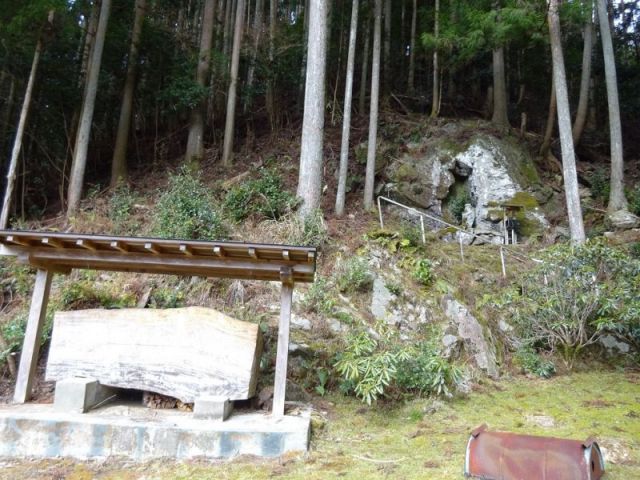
(193, 396, 233, 421)
(0, 403, 311, 460)
(54, 378, 116, 414)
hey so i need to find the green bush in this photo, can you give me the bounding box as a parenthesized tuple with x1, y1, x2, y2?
(513, 347, 556, 378)
(109, 184, 138, 234)
(497, 240, 640, 367)
(628, 184, 640, 216)
(413, 258, 435, 286)
(152, 167, 227, 240)
(300, 277, 335, 314)
(149, 287, 184, 309)
(0, 313, 27, 365)
(448, 188, 471, 224)
(297, 209, 328, 246)
(224, 168, 297, 222)
(336, 257, 373, 294)
(335, 326, 463, 404)
(335, 325, 411, 405)
(396, 342, 464, 397)
(60, 281, 136, 310)
(590, 169, 610, 204)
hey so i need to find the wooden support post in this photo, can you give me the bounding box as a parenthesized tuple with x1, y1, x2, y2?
(272, 272, 294, 417)
(13, 269, 53, 403)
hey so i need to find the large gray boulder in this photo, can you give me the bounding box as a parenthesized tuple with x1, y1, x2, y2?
(441, 295, 499, 378)
(385, 121, 547, 241)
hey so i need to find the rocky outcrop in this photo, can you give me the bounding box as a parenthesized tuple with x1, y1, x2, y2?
(384, 121, 548, 242)
(441, 295, 499, 378)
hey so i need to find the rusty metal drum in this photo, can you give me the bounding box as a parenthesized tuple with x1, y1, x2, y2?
(464, 424, 605, 480)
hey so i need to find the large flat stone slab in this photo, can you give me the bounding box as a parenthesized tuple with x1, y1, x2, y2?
(46, 307, 263, 402)
(0, 403, 309, 460)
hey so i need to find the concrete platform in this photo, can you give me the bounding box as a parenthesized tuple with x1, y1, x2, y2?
(0, 403, 310, 460)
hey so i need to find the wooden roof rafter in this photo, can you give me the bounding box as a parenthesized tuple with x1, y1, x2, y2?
(0, 230, 317, 283)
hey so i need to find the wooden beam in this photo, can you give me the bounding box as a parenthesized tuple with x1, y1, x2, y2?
(13, 269, 53, 403)
(5, 235, 31, 247)
(179, 244, 193, 256)
(41, 237, 63, 248)
(272, 278, 294, 417)
(109, 241, 129, 252)
(24, 249, 316, 282)
(75, 239, 97, 251)
(144, 242, 161, 254)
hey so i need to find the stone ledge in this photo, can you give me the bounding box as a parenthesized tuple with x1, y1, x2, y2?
(0, 403, 310, 460)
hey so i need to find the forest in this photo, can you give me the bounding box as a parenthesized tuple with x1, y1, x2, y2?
(0, 0, 639, 478)
(0, 0, 638, 225)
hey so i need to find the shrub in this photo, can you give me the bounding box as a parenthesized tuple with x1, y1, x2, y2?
(448, 188, 471, 224)
(152, 167, 227, 240)
(628, 184, 640, 216)
(334, 324, 411, 405)
(335, 326, 463, 404)
(513, 347, 556, 378)
(590, 168, 610, 204)
(149, 287, 184, 309)
(396, 341, 464, 397)
(0, 313, 28, 366)
(336, 257, 373, 294)
(300, 277, 335, 314)
(413, 258, 435, 286)
(60, 280, 136, 310)
(224, 168, 297, 222)
(498, 240, 640, 367)
(109, 184, 138, 234)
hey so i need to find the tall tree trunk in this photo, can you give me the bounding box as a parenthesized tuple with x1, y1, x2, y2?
(572, 0, 593, 146)
(222, 0, 246, 166)
(111, 0, 147, 186)
(185, 0, 216, 166)
(244, 0, 264, 113)
(491, 2, 509, 127)
(358, 12, 371, 114)
(548, 0, 586, 243)
(491, 46, 509, 126)
(67, 0, 111, 217)
(408, 0, 417, 94)
(383, 0, 391, 94)
(540, 76, 556, 157)
(0, 21, 49, 228)
(335, 0, 359, 217)
(223, 0, 234, 65)
(363, 0, 382, 210)
(298, 0, 310, 106)
(431, 0, 440, 117)
(596, 0, 628, 212)
(296, 0, 329, 216)
(78, 0, 100, 89)
(266, 0, 277, 130)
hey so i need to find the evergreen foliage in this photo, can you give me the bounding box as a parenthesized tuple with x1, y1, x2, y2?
(152, 167, 227, 240)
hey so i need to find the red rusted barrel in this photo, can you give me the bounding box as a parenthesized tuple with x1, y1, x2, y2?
(464, 424, 605, 480)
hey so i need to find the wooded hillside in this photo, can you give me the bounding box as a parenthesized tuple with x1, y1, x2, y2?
(0, 0, 638, 229)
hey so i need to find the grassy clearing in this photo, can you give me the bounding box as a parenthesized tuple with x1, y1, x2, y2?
(0, 370, 638, 479)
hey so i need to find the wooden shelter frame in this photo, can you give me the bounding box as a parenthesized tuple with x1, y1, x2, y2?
(0, 230, 317, 417)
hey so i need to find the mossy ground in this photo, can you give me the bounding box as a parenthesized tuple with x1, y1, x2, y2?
(1, 370, 637, 479)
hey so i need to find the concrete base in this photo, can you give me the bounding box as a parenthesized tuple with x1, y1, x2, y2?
(193, 396, 233, 421)
(54, 378, 117, 413)
(0, 403, 310, 460)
